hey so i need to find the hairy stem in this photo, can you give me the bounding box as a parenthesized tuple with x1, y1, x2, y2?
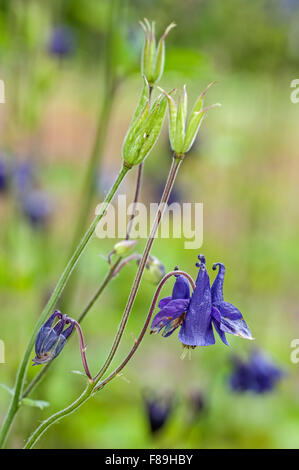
(95, 270, 195, 390)
(94, 155, 183, 382)
(0, 164, 129, 448)
(24, 382, 95, 449)
(21, 160, 143, 399)
(23, 154, 184, 448)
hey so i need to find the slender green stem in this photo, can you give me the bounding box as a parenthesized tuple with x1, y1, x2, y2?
(59, 0, 120, 311)
(0, 164, 130, 449)
(21, 161, 143, 399)
(94, 155, 183, 382)
(24, 382, 95, 449)
(23, 155, 184, 449)
(95, 270, 195, 391)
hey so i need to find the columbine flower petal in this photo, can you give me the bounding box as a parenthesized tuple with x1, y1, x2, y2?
(151, 274, 191, 336)
(211, 262, 225, 303)
(211, 263, 253, 341)
(151, 299, 189, 335)
(172, 274, 190, 300)
(178, 255, 215, 347)
(211, 306, 229, 346)
(219, 315, 253, 340)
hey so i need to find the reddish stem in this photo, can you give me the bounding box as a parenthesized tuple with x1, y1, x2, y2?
(94, 269, 195, 391)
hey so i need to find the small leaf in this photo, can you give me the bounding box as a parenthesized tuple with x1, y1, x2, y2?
(71, 370, 86, 377)
(21, 398, 50, 410)
(0, 383, 14, 395)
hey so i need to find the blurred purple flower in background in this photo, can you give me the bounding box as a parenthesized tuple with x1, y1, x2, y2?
(151, 255, 253, 347)
(0, 158, 8, 193)
(229, 350, 285, 394)
(12, 161, 35, 196)
(22, 189, 52, 228)
(188, 389, 206, 417)
(48, 25, 75, 58)
(144, 392, 173, 434)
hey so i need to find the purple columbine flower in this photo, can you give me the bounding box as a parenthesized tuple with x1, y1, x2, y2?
(151, 254, 253, 348)
(33, 310, 74, 365)
(229, 350, 284, 394)
(48, 26, 75, 58)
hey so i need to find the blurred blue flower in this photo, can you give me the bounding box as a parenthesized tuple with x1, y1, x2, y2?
(0, 158, 8, 192)
(48, 26, 75, 58)
(229, 350, 285, 394)
(144, 392, 173, 434)
(13, 161, 35, 195)
(33, 310, 75, 365)
(151, 255, 253, 347)
(188, 389, 206, 416)
(22, 189, 52, 228)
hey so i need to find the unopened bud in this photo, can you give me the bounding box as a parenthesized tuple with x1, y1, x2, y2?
(114, 239, 138, 256)
(143, 255, 165, 284)
(33, 310, 74, 365)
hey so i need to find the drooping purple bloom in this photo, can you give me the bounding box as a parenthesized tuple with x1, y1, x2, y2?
(144, 393, 173, 434)
(229, 351, 284, 394)
(33, 310, 75, 365)
(151, 255, 253, 348)
(48, 26, 75, 58)
(22, 189, 52, 227)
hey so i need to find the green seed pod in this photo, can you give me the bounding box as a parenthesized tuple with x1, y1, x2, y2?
(160, 82, 220, 155)
(122, 92, 167, 167)
(158, 87, 177, 150)
(137, 95, 167, 163)
(173, 96, 185, 154)
(140, 19, 175, 86)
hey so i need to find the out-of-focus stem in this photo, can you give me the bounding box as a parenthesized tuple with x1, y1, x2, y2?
(21, 160, 144, 399)
(59, 0, 120, 310)
(0, 164, 129, 449)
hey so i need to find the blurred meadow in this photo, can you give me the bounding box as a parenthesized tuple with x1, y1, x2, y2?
(0, 0, 299, 449)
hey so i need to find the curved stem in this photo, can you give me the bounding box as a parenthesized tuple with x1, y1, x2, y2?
(21, 160, 144, 400)
(95, 270, 195, 391)
(94, 155, 183, 382)
(0, 164, 129, 449)
(22, 155, 184, 448)
(126, 162, 143, 239)
(73, 321, 93, 381)
(23, 270, 194, 448)
(24, 382, 95, 449)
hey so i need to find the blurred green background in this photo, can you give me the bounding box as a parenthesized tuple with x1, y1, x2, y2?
(0, 0, 299, 449)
